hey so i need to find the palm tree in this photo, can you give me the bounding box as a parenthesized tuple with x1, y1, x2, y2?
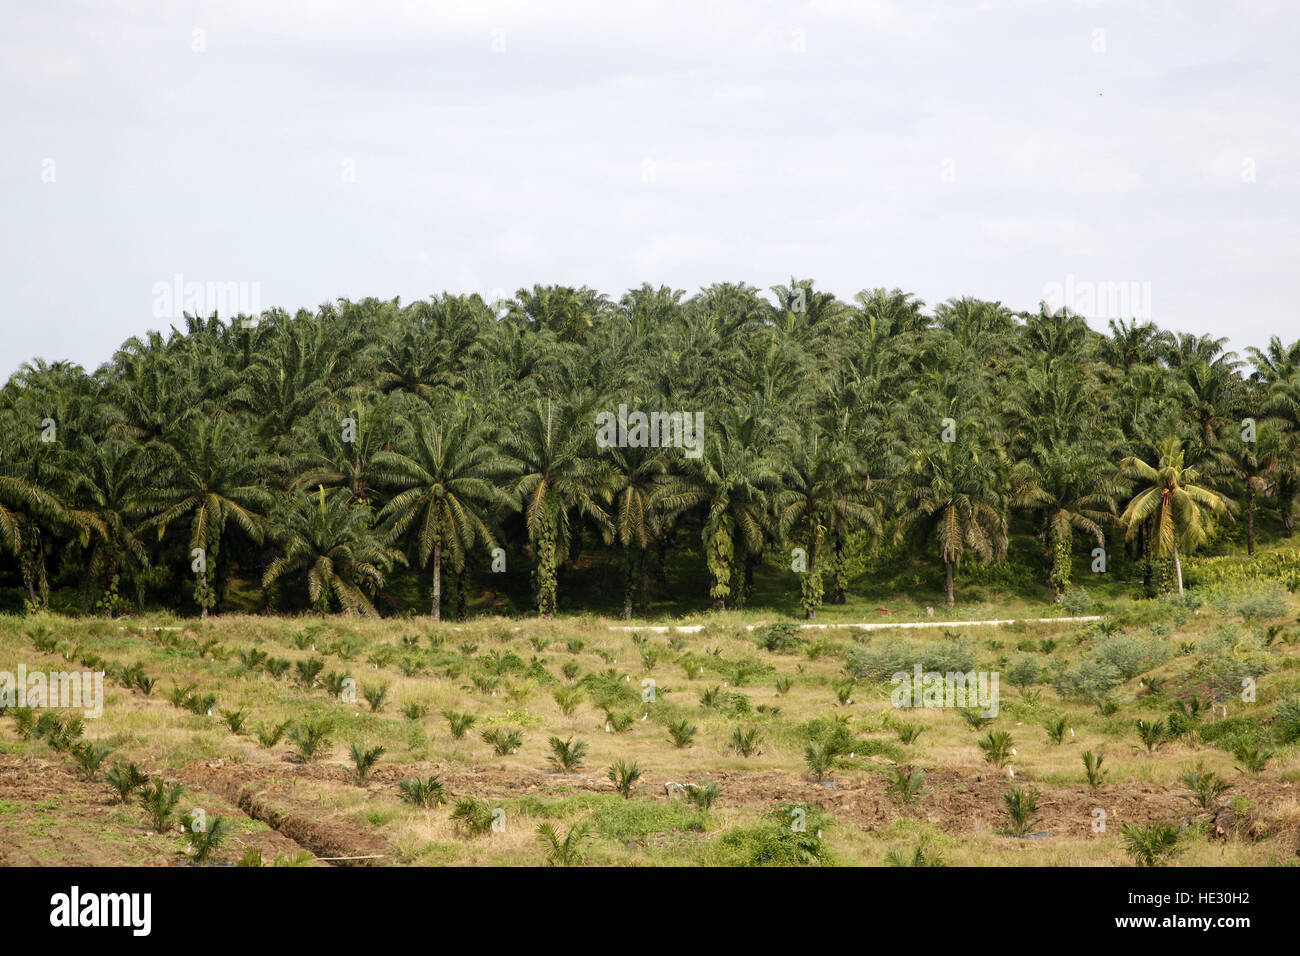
(136, 419, 275, 616)
(499, 399, 612, 617)
(660, 411, 778, 610)
(897, 424, 1007, 607)
(263, 487, 399, 615)
(773, 423, 878, 617)
(1119, 438, 1231, 594)
(372, 412, 513, 621)
(601, 442, 672, 618)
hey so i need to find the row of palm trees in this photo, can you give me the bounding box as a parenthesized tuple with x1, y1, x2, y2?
(0, 281, 1293, 618)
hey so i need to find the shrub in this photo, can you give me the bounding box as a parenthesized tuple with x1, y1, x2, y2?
(1274, 694, 1300, 744)
(755, 622, 803, 653)
(1059, 588, 1096, 614)
(1092, 633, 1168, 680)
(1006, 655, 1042, 688)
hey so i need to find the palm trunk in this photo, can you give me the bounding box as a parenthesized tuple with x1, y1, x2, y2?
(431, 541, 442, 622)
(622, 548, 634, 620)
(1173, 542, 1184, 595)
(1247, 489, 1256, 557)
(945, 559, 955, 607)
(638, 549, 650, 615)
(832, 529, 847, 604)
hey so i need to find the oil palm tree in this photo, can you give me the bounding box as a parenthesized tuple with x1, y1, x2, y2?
(263, 487, 399, 615)
(372, 411, 513, 621)
(500, 398, 612, 617)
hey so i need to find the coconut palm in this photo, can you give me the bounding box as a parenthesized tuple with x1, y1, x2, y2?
(1119, 438, 1232, 594)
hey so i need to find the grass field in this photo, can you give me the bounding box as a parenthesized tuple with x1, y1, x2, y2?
(3, 543, 1300, 868)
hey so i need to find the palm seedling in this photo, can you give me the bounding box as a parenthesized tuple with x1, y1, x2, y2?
(608, 759, 642, 799)
(729, 726, 761, 757)
(553, 686, 584, 716)
(182, 814, 232, 863)
(398, 774, 446, 808)
(363, 682, 389, 713)
(1181, 763, 1231, 812)
(547, 736, 588, 773)
(255, 720, 291, 748)
(294, 657, 325, 688)
(667, 719, 697, 749)
(886, 766, 927, 806)
(537, 821, 589, 866)
(959, 708, 993, 732)
(1233, 744, 1272, 776)
(804, 741, 838, 782)
(221, 709, 247, 734)
(1002, 786, 1041, 836)
(443, 709, 477, 739)
(1082, 750, 1108, 788)
(70, 741, 113, 782)
(895, 722, 925, 745)
(401, 702, 429, 721)
(482, 727, 524, 756)
(104, 761, 149, 803)
(885, 840, 946, 867)
(288, 718, 332, 762)
(978, 730, 1014, 768)
(141, 778, 184, 832)
(774, 675, 793, 695)
(1136, 718, 1166, 754)
(349, 743, 386, 784)
(684, 781, 721, 811)
(450, 796, 496, 837)
(1121, 821, 1180, 867)
(1043, 716, 1067, 745)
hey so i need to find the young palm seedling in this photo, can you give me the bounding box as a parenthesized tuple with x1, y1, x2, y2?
(1181, 763, 1232, 813)
(450, 796, 496, 838)
(401, 702, 429, 721)
(1001, 785, 1041, 836)
(349, 743, 386, 784)
(547, 736, 588, 773)
(1136, 718, 1166, 754)
(1233, 744, 1272, 776)
(1121, 821, 1180, 867)
(978, 730, 1014, 768)
(804, 741, 838, 782)
(895, 722, 925, 746)
(255, 720, 291, 749)
(536, 820, 589, 866)
(1043, 716, 1067, 745)
(608, 759, 643, 799)
(105, 761, 149, 803)
(553, 686, 583, 716)
(886, 766, 927, 806)
(363, 682, 389, 713)
(71, 741, 113, 782)
(729, 726, 761, 757)
(294, 658, 325, 688)
(141, 778, 184, 833)
(684, 781, 721, 811)
(398, 774, 446, 808)
(182, 814, 231, 863)
(667, 719, 697, 749)
(1082, 750, 1108, 788)
(443, 709, 477, 739)
(482, 728, 524, 756)
(221, 709, 247, 734)
(288, 719, 332, 762)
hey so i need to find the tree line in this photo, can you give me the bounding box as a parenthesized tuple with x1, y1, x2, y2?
(1, 281, 1296, 620)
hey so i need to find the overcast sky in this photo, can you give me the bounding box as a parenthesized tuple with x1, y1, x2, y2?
(3, 0, 1297, 378)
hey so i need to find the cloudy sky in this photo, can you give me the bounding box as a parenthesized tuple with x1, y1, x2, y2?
(2, 0, 1296, 377)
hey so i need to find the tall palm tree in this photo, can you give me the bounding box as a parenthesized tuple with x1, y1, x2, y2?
(601, 442, 673, 619)
(263, 487, 399, 615)
(773, 423, 878, 618)
(897, 425, 1007, 607)
(137, 419, 274, 617)
(499, 399, 611, 617)
(1119, 438, 1231, 594)
(372, 412, 513, 621)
